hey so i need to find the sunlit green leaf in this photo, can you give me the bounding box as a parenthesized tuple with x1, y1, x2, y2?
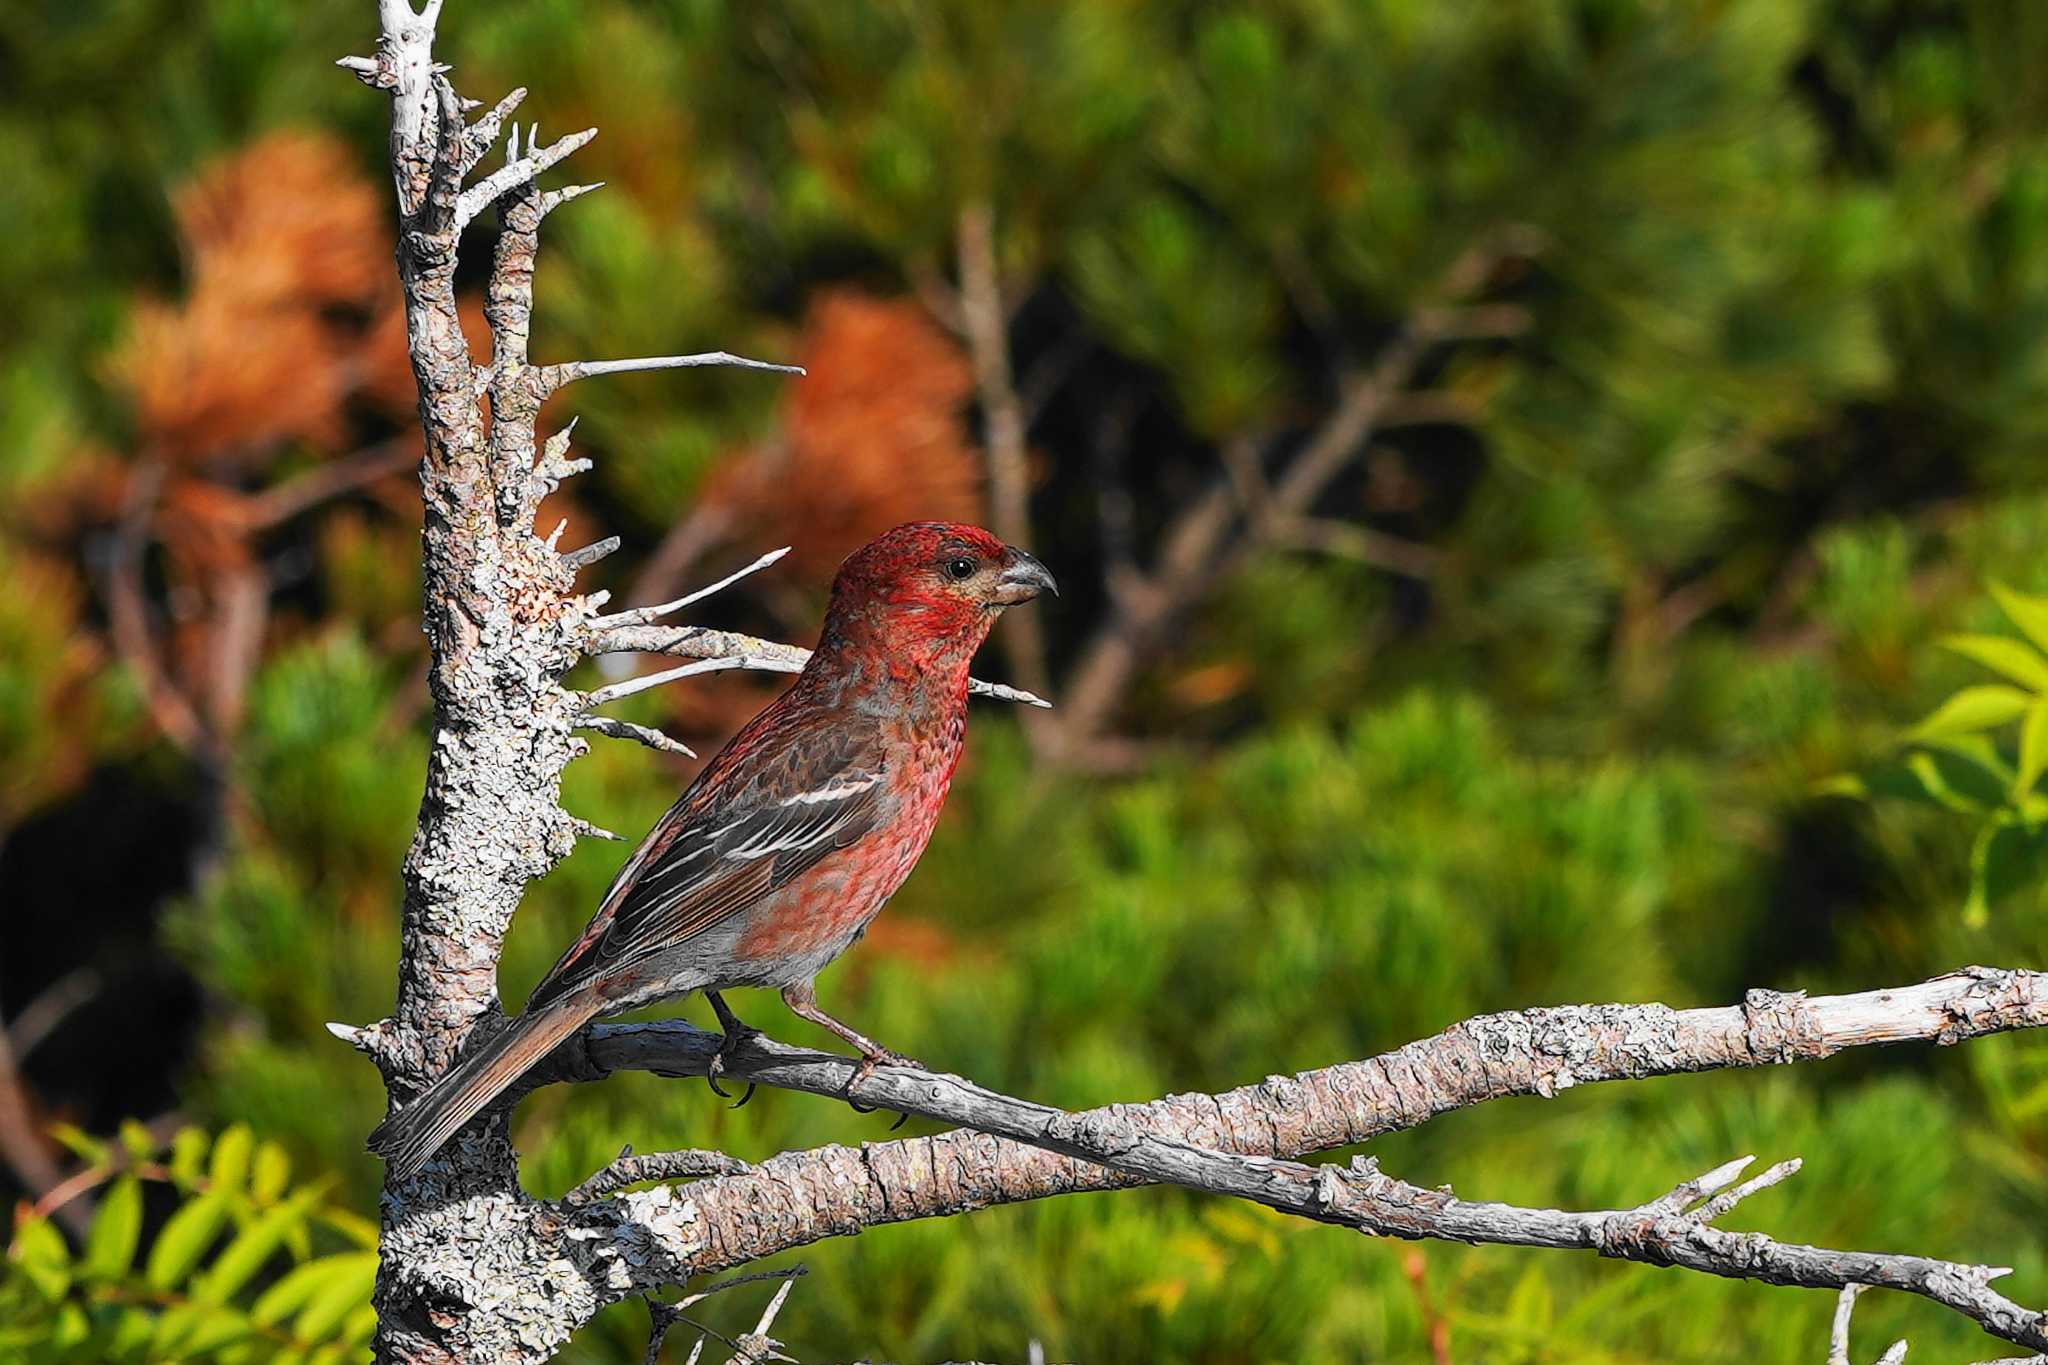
(1910, 685, 2031, 739)
(148, 1191, 231, 1290)
(1940, 633, 2048, 691)
(197, 1187, 323, 1305)
(294, 1252, 378, 1342)
(82, 1174, 142, 1280)
(252, 1142, 292, 1206)
(2019, 702, 2048, 803)
(117, 1118, 156, 1163)
(169, 1127, 210, 1187)
(46, 1123, 109, 1168)
(211, 1124, 255, 1198)
(253, 1256, 343, 1327)
(10, 1212, 71, 1301)
(1991, 580, 2048, 656)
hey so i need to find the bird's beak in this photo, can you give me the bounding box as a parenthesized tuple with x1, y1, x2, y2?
(991, 549, 1058, 606)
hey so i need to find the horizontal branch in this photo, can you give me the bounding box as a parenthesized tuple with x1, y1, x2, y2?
(561, 536, 622, 572)
(585, 623, 1052, 708)
(540, 352, 805, 394)
(575, 714, 696, 757)
(580, 655, 799, 710)
(542, 966, 2048, 1351)
(557, 1144, 749, 1210)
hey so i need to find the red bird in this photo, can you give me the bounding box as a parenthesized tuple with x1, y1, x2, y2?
(370, 522, 1055, 1179)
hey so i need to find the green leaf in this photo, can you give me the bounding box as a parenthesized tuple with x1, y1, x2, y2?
(11, 1212, 72, 1300)
(1810, 772, 1867, 799)
(83, 1175, 143, 1281)
(294, 1253, 377, 1342)
(180, 1304, 257, 1355)
(1940, 633, 2048, 691)
(251, 1143, 291, 1206)
(1901, 751, 1987, 814)
(169, 1128, 210, 1187)
(1966, 822, 1997, 927)
(106, 1305, 154, 1357)
(196, 1187, 322, 1305)
(1910, 685, 2031, 739)
(46, 1123, 110, 1167)
(1991, 580, 2048, 656)
(2020, 702, 2048, 803)
(149, 1303, 203, 1358)
(210, 1124, 254, 1198)
(1966, 817, 2048, 927)
(147, 1192, 231, 1291)
(318, 1207, 379, 1251)
(1917, 737, 2014, 806)
(116, 1119, 156, 1164)
(252, 1256, 343, 1327)
(342, 1302, 378, 1344)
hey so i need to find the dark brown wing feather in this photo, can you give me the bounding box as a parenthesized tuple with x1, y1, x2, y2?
(525, 699, 887, 1011)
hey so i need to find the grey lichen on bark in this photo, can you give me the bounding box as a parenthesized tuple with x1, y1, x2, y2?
(341, 3, 807, 1357)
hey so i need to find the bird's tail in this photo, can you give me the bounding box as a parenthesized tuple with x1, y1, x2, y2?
(368, 996, 600, 1180)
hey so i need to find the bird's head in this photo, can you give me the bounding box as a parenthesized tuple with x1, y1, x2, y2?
(822, 521, 1056, 660)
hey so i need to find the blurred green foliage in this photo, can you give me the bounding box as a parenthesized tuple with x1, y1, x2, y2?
(3, 1123, 377, 1363)
(6, 0, 2048, 1361)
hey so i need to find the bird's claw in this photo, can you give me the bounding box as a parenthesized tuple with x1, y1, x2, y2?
(844, 1047, 922, 1124)
(705, 1061, 758, 1109)
(706, 1017, 762, 1108)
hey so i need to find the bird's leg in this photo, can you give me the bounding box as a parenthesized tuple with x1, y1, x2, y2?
(778, 981, 923, 1111)
(704, 991, 760, 1108)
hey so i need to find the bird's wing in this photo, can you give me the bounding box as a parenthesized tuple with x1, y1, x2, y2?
(525, 717, 887, 1010)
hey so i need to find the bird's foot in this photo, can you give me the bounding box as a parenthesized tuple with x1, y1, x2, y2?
(705, 992, 762, 1108)
(846, 1047, 923, 1128)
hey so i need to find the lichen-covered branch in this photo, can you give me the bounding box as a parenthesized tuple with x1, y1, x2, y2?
(342, 4, 800, 1359)
(529, 967, 2048, 1354)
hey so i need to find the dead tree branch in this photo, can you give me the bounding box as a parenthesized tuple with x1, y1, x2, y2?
(492, 966, 2048, 1356)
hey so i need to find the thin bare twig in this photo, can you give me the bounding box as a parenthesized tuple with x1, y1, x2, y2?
(723, 1275, 798, 1365)
(242, 436, 418, 526)
(562, 537, 623, 572)
(103, 461, 208, 755)
(8, 969, 101, 1058)
(541, 353, 804, 393)
(587, 622, 1053, 708)
(455, 126, 597, 228)
(1401, 1248, 1454, 1365)
(594, 547, 793, 628)
(581, 655, 799, 710)
(0, 986, 83, 1235)
(1830, 1284, 1910, 1365)
(576, 715, 697, 757)
(559, 1145, 750, 1209)
(957, 200, 1051, 699)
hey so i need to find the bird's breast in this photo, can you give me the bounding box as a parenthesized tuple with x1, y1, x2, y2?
(730, 716, 965, 973)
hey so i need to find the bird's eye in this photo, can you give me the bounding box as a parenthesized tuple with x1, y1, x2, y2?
(944, 556, 978, 581)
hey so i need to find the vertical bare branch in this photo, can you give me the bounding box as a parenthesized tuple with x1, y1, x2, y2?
(957, 201, 1051, 698)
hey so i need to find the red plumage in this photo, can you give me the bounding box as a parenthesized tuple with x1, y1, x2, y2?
(369, 522, 1055, 1179)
